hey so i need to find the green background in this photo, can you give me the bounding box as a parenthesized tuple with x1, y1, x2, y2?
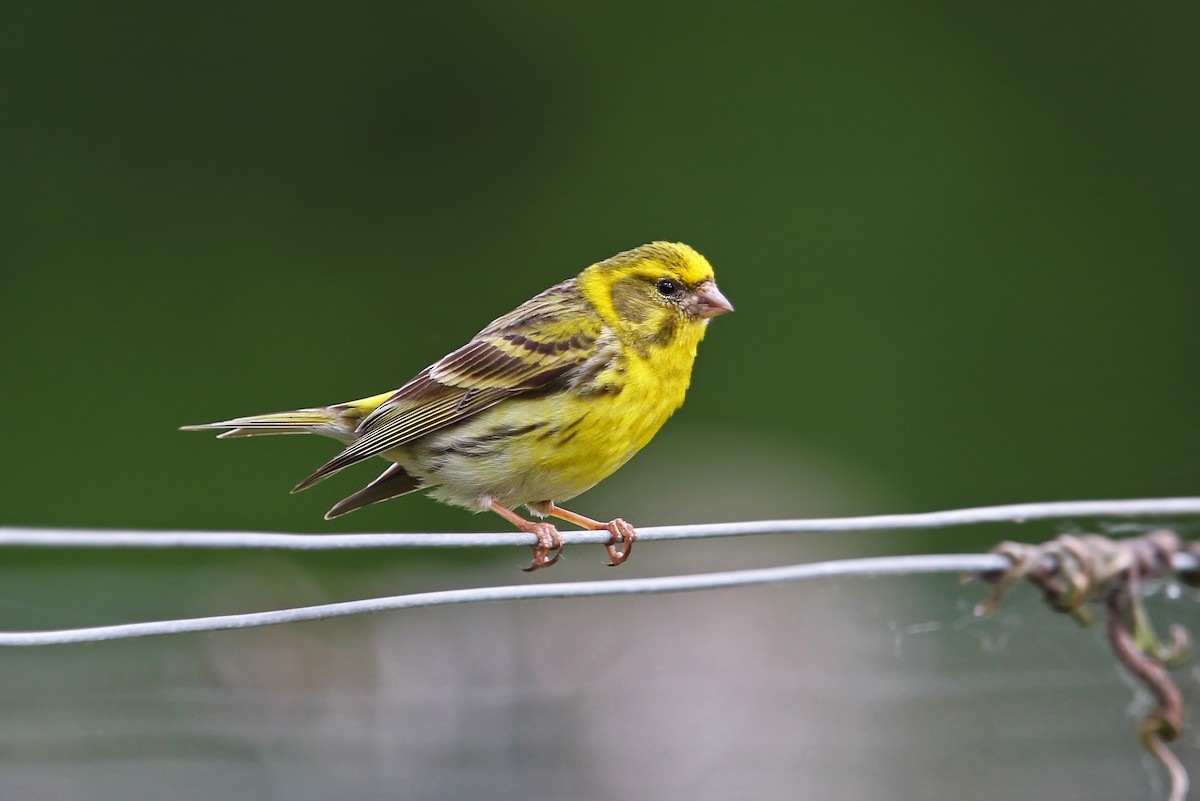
(2, 3, 1198, 799)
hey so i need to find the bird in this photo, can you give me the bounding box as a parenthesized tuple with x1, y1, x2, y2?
(183, 241, 733, 570)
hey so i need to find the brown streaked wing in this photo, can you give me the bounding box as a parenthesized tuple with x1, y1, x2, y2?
(292, 279, 602, 492)
(291, 383, 511, 491)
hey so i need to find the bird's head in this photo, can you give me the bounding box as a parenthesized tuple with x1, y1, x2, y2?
(579, 241, 733, 354)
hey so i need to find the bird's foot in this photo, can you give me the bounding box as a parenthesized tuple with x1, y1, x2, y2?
(538, 502, 638, 567)
(521, 522, 564, 572)
(602, 518, 637, 566)
(486, 498, 565, 571)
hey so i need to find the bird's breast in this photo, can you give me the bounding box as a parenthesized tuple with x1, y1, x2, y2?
(409, 340, 698, 509)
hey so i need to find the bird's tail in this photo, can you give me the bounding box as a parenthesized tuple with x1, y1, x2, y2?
(181, 390, 395, 442)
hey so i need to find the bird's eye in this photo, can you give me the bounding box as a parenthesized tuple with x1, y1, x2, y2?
(656, 278, 680, 297)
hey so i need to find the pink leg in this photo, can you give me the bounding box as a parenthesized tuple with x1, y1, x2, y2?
(543, 503, 637, 567)
(488, 500, 564, 571)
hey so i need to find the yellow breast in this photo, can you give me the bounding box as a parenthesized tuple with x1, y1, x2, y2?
(409, 325, 703, 510)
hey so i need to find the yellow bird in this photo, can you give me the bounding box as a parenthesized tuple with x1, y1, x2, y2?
(184, 242, 733, 570)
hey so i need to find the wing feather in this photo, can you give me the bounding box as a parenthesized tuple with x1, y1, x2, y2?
(293, 279, 602, 492)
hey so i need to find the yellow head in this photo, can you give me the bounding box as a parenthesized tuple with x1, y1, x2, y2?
(578, 241, 733, 354)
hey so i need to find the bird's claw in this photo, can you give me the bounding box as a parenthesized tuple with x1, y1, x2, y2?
(603, 518, 637, 567)
(521, 522, 564, 572)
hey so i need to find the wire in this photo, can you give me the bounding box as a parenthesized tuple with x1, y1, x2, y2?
(2, 497, 1197, 646)
(3, 497, 1198, 551)
(1, 550, 1196, 647)
(0, 553, 1007, 646)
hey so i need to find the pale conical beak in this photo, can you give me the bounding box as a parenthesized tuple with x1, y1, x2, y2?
(692, 281, 734, 318)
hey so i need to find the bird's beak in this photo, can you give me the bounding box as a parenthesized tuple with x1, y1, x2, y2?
(692, 281, 734, 318)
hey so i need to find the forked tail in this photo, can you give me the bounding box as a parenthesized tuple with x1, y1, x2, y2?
(181, 390, 395, 442)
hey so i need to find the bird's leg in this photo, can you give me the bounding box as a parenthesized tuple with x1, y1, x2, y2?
(543, 503, 637, 567)
(487, 499, 563, 571)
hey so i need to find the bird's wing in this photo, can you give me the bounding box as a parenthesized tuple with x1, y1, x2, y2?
(293, 280, 601, 491)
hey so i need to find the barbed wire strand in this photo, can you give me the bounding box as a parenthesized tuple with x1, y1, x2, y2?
(3, 497, 1199, 551)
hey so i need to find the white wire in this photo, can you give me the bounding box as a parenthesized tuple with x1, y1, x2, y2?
(0, 549, 1196, 647)
(0, 553, 1011, 646)
(2, 497, 1196, 646)
(3, 497, 1198, 551)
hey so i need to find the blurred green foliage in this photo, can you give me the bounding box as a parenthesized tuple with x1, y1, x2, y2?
(3, 1, 1197, 540)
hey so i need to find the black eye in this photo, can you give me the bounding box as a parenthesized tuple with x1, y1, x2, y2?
(656, 278, 680, 297)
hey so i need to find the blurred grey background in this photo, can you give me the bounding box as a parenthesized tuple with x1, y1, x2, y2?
(2, 2, 1198, 799)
